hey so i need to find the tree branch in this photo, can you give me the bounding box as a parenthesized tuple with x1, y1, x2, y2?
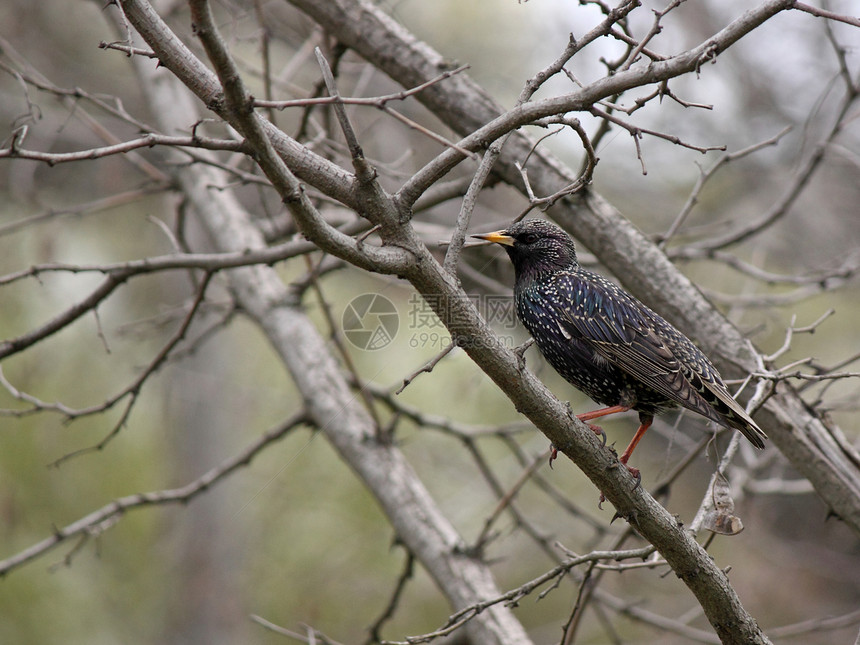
(119, 4, 534, 642)
(0, 411, 309, 577)
(285, 0, 860, 539)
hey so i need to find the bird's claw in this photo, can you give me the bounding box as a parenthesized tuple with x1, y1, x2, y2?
(619, 454, 641, 491)
(627, 465, 642, 491)
(587, 423, 607, 446)
(599, 460, 641, 507)
(548, 444, 558, 469)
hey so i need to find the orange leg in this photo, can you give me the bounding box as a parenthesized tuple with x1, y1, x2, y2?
(577, 405, 630, 441)
(577, 405, 630, 423)
(617, 414, 653, 486)
(550, 405, 631, 468)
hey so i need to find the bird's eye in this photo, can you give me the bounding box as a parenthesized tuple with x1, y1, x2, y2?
(520, 233, 539, 244)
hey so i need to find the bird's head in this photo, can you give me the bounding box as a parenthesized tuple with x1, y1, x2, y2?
(471, 219, 578, 280)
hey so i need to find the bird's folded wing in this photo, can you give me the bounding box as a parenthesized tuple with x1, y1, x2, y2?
(556, 282, 766, 447)
(556, 281, 727, 423)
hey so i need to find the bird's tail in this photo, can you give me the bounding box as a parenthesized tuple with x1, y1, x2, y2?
(700, 381, 767, 449)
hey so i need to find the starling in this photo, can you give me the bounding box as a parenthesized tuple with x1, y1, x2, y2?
(472, 219, 766, 480)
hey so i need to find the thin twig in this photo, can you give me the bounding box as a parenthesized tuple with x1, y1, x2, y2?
(443, 143, 505, 274)
(381, 545, 656, 645)
(658, 126, 792, 248)
(255, 64, 471, 110)
(365, 552, 415, 645)
(314, 47, 365, 163)
(793, 2, 860, 28)
(0, 411, 310, 576)
(395, 343, 458, 395)
(49, 273, 215, 465)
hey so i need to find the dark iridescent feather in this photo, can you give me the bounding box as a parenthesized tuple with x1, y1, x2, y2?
(473, 219, 766, 450)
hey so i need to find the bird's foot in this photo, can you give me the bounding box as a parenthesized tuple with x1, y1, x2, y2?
(616, 455, 642, 491)
(604, 459, 642, 491)
(548, 443, 558, 469)
(626, 465, 642, 491)
(587, 423, 607, 446)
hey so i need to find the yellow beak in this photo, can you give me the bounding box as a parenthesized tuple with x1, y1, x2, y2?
(471, 230, 515, 247)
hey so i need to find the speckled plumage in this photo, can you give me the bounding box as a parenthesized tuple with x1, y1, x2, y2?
(473, 219, 766, 467)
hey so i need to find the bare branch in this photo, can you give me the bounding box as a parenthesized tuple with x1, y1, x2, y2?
(250, 616, 346, 645)
(52, 273, 214, 464)
(590, 104, 727, 156)
(382, 546, 656, 645)
(0, 239, 319, 287)
(658, 126, 793, 248)
(313, 47, 365, 164)
(687, 62, 859, 252)
(0, 412, 309, 577)
(0, 133, 247, 165)
(0, 187, 167, 238)
(365, 552, 415, 645)
(0, 274, 127, 360)
(443, 145, 501, 274)
(395, 343, 458, 395)
(793, 2, 860, 28)
(98, 40, 157, 58)
(254, 64, 471, 110)
(769, 607, 860, 639)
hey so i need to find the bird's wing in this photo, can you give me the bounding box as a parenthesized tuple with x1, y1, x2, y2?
(558, 290, 710, 414)
(555, 274, 766, 447)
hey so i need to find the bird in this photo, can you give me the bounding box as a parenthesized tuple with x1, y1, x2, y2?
(471, 218, 766, 482)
